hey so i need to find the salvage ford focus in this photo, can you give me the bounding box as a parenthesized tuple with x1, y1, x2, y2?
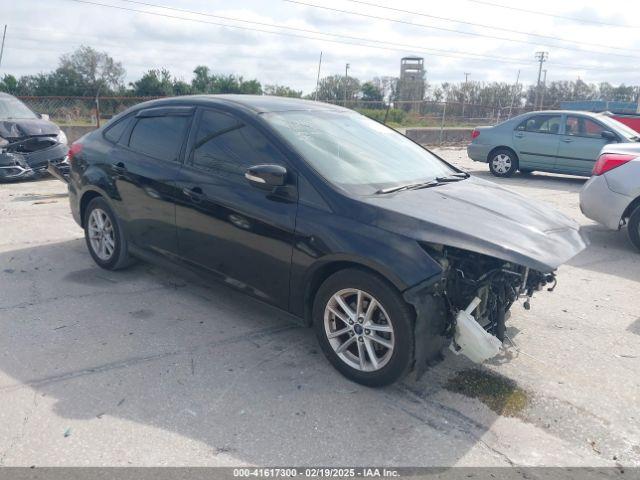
(54, 95, 586, 386)
(0, 92, 68, 181)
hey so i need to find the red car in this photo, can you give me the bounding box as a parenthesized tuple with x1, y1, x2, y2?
(610, 113, 640, 134)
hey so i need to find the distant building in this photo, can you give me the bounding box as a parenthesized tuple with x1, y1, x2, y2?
(398, 57, 425, 103)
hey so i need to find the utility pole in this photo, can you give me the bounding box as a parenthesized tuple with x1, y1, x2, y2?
(314, 51, 322, 101)
(0, 25, 7, 70)
(344, 63, 350, 107)
(508, 69, 521, 118)
(534, 51, 548, 110)
(540, 69, 548, 109)
(462, 72, 470, 119)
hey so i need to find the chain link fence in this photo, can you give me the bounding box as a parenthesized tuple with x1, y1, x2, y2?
(332, 99, 539, 127)
(18, 96, 159, 127)
(18, 96, 541, 130)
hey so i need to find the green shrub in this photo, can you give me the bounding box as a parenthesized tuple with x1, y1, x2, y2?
(356, 108, 406, 125)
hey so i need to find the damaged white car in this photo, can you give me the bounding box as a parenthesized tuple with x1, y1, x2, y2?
(0, 92, 68, 181)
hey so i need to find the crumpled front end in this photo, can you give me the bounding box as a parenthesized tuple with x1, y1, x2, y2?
(0, 136, 68, 181)
(404, 244, 557, 377)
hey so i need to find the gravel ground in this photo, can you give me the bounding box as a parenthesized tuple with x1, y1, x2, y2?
(0, 148, 638, 467)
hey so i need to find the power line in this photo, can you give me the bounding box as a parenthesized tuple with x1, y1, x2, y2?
(342, 0, 638, 54)
(107, 0, 562, 66)
(42, 0, 639, 74)
(49, 0, 560, 68)
(466, 0, 639, 29)
(284, 0, 640, 60)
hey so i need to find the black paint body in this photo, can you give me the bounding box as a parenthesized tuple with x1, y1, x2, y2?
(66, 95, 585, 324)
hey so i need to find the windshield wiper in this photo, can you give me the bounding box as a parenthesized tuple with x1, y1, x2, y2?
(375, 172, 469, 195)
(376, 180, 439, 194)
(435, 172, 470, 182)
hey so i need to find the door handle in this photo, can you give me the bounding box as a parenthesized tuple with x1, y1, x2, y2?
(514, 132, 524, 138)
(182, 186, 205, 203)
(112, 162, 127, 174)
(561, 138, 573, 143)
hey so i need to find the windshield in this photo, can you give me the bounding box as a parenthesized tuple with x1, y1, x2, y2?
(0, 96, 38, 120)
(263, 110, 456, 193)
(599, 114, 640, 139)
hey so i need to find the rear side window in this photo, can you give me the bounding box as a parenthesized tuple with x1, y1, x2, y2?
(128, 116, 189, 162)
(517, 115, 562, 134)
(190, 110, 285, 179)
(103, 117, 132, 144)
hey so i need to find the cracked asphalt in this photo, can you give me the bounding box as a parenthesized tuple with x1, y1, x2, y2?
(0, 148, 638, 467)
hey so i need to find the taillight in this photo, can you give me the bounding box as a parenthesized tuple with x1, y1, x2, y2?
(592, 153, 635, 176)
(67, 142, 83, 166)
(471, 129, 480, 139)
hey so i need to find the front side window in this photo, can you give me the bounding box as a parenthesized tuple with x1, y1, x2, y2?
(517, 115, 562, 134)
(565, 116, 607, 138)
(263, 110, 455, 193)
(128, 115, 189, 162)
(190, 110, 285, 179)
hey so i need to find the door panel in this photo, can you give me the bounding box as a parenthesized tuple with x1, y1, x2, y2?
(556, 116, 609, 175)
(512, 114, 562, 171)
(110, 112, 191, 255)
(175, 108, 297, 309)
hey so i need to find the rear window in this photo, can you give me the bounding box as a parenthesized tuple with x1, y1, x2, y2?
(103, 117, 132, 144)
(128, 116, 189, 162)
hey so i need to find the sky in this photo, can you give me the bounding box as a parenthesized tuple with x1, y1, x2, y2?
(2, 0, 640, 94)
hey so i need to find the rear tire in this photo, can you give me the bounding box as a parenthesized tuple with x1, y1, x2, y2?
(313, 268, 414, 387)
(628, 206, 640, 252)
(489, 148, 518, 177)
(84, 197, 133, 270)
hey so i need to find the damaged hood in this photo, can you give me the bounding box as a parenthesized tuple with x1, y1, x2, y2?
(364, 176, 586, 272)
(0, 118, 60, 140)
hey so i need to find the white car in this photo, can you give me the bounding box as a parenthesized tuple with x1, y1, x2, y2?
(580, 144, 640, 251)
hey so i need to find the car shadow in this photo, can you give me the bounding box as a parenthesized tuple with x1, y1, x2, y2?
(0, 239, 507, 466)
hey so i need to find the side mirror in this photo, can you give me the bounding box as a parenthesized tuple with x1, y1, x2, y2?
(245, 164, 287, 189)
(38, 113, 50, 121)
(601, 130, 618, 142)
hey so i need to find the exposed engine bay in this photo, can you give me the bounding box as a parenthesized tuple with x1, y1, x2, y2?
(0, 135, 69, 181)
(439, 245, 555, 339)
(407, 244, 557, 372)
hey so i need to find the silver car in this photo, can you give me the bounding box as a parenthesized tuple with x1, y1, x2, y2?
(468, 110, 640, 177)
(580, 143, 640, 251)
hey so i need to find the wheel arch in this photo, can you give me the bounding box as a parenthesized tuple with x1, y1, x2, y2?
(79, 190, 104, 227)
(302, 259, 407, 326)
(487, 145, 519, 164)
(622, 195, 640, 222)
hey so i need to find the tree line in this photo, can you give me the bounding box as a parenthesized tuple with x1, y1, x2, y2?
(0, 45, 637, 109)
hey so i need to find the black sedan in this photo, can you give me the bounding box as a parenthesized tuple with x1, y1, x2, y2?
(55, 95, 586, 386)
(0, 93, 69, 181)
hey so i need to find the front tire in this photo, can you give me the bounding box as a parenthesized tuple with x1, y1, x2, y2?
(313, 269, 414, 387)
(628, 206, 640, 252)
(489, 148, 518, 177)
(84, 197, 133, 270)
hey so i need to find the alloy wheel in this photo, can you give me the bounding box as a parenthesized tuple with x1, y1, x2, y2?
(87, 208, 116, 261)
(324, 288, 395, 372)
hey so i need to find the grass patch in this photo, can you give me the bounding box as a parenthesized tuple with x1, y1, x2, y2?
(445, 368, 531, 417)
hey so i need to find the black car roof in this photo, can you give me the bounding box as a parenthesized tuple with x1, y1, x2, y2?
(136, 95, 348, 114)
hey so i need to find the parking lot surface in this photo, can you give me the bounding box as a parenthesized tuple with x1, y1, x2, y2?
(0, 148, 638, 467)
